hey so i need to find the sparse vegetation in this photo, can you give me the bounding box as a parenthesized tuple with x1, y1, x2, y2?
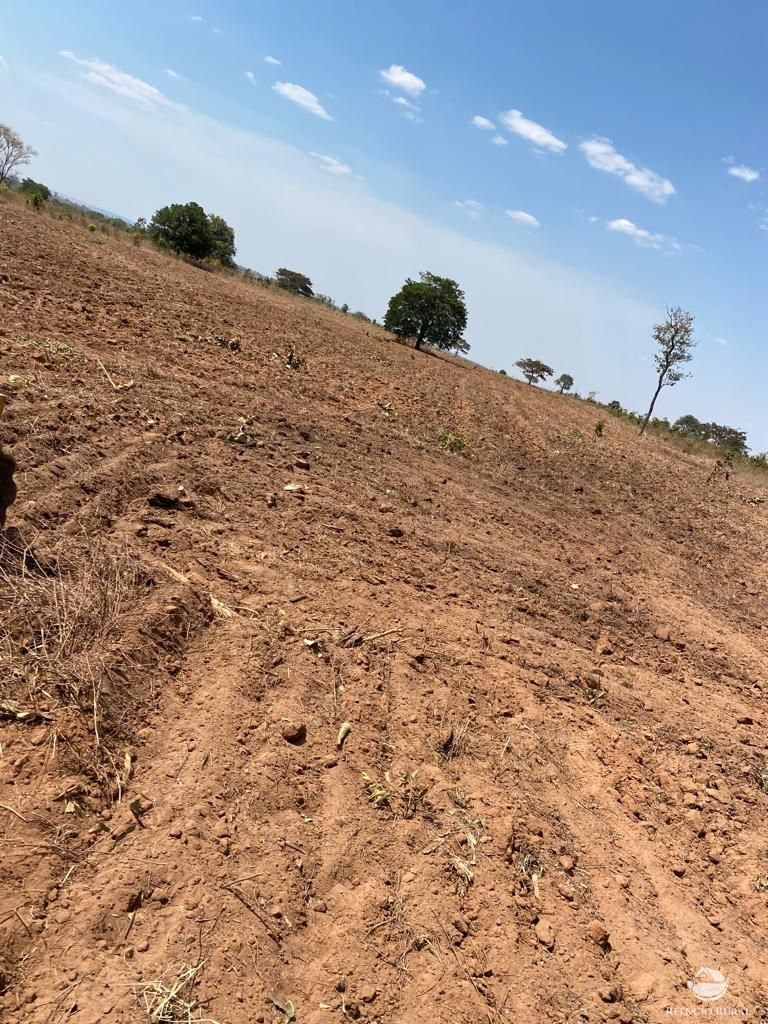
(516, 358, 554, 386)
(555, 372, 574, 394)
(639, 306, 696, 436)
(438, 428, 469, 452)
(384, 271, 469, 353)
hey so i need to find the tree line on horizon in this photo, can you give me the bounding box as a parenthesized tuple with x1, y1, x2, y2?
(2, 122, 760, 460)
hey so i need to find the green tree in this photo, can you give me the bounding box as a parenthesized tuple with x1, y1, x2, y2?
(276, 268, 314, 297)
(19, 177, 51, 201)
(0, 124, 36, 185)
(515, 358, 554, 386)
(208, 213, 236, 267)
(672, 414, 707, 439)
(384, 271, 468, 353)
(639, 307, 696, 436)
(148, 202, 213, 259)
(706, 423, 748, 455)
(555, 373, 574, 394)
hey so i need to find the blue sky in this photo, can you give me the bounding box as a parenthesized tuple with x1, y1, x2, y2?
(2, 0, 766, 447)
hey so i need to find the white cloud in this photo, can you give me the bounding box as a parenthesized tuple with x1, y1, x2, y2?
(728, 163, 759, 183)
(393, 96, 416, 109)
(579, 138, 675, 203)
(189, 14, 204, 21)
(498, 109, 566, 153)
(212, 28, 222, 34)
(264, 56, 281, 66)
(455, 199, 483, 217)
(309, 152, 353, 175)
(273, 81, 332, 120)
(379, 64, 426, 97)
(713, 336, 729, 346)
(245, 71, 256, 82)
(0, 56, 9, 73)
(606, 217, 679, 252)
(490, 134, 508, 147)
(59, 51, 169, 107)
(505, 209, 540, 228)
(471, 115, 495, 131)
(165, 69, 180, 80)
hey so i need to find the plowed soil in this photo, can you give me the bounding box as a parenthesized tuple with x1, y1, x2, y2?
(1, 199, 768, 1024)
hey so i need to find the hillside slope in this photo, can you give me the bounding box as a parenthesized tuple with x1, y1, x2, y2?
(1, 201, 767, 1024)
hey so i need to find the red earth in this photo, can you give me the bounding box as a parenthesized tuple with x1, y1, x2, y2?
(1, 198, 767, 1023)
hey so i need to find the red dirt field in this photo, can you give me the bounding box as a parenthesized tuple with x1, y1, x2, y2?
(1, 199, 768, 1024)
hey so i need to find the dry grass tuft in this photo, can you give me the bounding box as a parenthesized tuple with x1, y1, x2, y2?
(134, 962, 220, 1024)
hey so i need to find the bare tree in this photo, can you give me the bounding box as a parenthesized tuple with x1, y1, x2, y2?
(639, 306, 696, 436)
(0, 124, 37, 186)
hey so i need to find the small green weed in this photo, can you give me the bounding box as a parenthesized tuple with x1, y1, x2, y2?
(438, 428, 469, 453)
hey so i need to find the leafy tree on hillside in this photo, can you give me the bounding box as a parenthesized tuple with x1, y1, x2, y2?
(515, 358, 554, 386)
(0, 125, 36, 185)
(19, 178, 51, 201)
(147, 202, 236, 265)
(384, 271, 468, 353)
(208, 214, 236, 267)
(639, 306, 696, 436)
(149, 202, 213, 259)
(555, 373, 574, 394)
(672, 414, 707, 439)
(276, 268, 314, 297)
(707, 423, 748, 455)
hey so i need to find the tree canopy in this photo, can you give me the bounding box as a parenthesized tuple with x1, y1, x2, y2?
(19, 177, 51, 201)
(0, 124, 36, 185)
(555, 373, 574, 394)
(516, 358, 554, 386)
(208, 214, 236, 267)
(383, 272, 468, 353)
(672, 415, 748, 455)
(639, 306, 696, 435)
(147, 202, 236, 265)
(275, 268, 314, 297)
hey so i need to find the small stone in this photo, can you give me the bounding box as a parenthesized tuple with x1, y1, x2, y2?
(672, 863, 686, 877)
(557, 883, 573, 901)
(378, 503, 394, 513)
(598, 985, 622, 1003)
(585, 919, 610, 948)
(266, 493, 277, 508)
(361, 987, 377, 1004)
(682, 793, 699, 808)
(534, 917, 556, 950)
(136, 939, 150, 953)
(453, 916, 470, 937)
(280, 721, 307, 744)
(685, 742, 700, 755)
(313, 901, 327, 913)
(294, 458, 310, 471)
(558, 855, 576, 873)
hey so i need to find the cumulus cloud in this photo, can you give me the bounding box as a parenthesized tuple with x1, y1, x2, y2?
(189, 14, 204, 21)
(471, 115, 495, 130)
(579, 138, 675, 203)
(505, 209, 540, 227)
(264, 56, 281, 66)
(309, 152, 353, 175)
(273, 81, 332, 120)
(455, 199, 483, 217)
(165, 69, 180, 80)
(606, 217, 679, 252)
(498, 109, 566, 153)
(393, 96, 416, 109)
(59, 51, 169, 107)
(379, 64, 426, 96)
(728, 163, 759, 183)
(245, 71, 256, 82)
(491, 134, 508, 147)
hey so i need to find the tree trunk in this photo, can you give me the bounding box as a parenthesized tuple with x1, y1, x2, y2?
(639, 378, 664, 436)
